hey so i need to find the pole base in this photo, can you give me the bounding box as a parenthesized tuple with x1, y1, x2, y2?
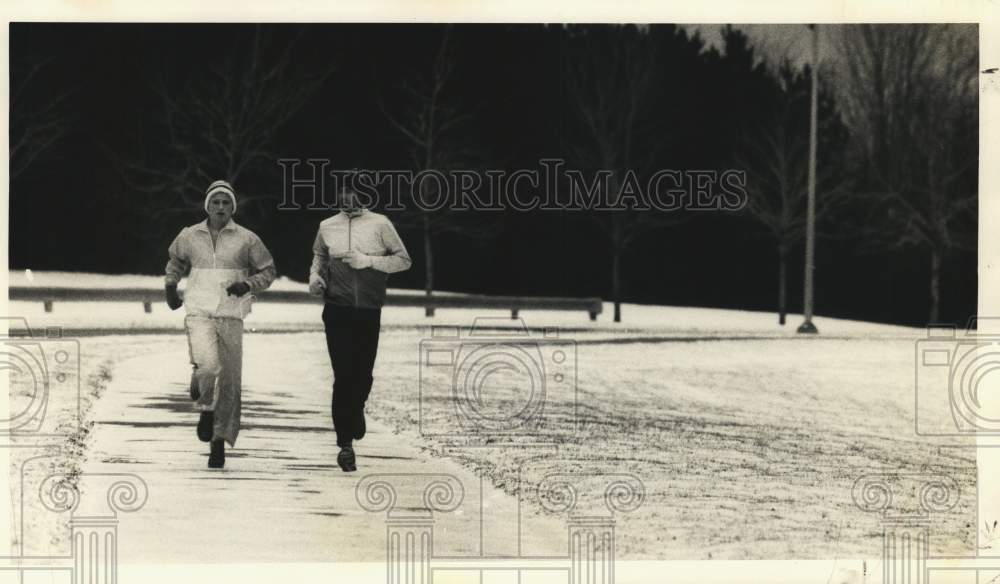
(796, 320, 819, 334)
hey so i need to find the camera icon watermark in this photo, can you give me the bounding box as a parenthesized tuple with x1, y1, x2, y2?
(915, 317, 1000, 436)
(418, 317, 577, 439)
(1, 317, 80, 436)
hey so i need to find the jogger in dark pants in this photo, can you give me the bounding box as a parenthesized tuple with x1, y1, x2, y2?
(322, 304, 382, 446)
(309, 188, 411, 472)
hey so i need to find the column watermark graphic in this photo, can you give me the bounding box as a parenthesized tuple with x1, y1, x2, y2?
(372, 316, 645, 583)
(1, 318, 150, 583)
(852, 474, 963, 584)
(855, 318, 1000, 584)
(356, 465, 645, 584)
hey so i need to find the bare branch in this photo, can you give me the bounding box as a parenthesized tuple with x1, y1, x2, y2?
(10, 57, 75, 179)
(109, 26, 334, 229)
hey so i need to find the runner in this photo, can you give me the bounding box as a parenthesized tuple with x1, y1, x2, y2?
(309, 188, 411, 472)
(165, 180, 277, 468)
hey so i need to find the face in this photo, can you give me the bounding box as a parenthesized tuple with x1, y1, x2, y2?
(338, 190, 362, 216)
(206, 193, 235, 223)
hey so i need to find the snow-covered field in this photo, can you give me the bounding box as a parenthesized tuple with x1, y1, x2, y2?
(5, 272, 976, 564)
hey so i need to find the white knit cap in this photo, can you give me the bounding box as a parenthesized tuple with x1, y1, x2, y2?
(204, 180, 237, 213)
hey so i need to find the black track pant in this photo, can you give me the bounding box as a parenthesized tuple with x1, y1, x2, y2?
(322, 304, 382, 447)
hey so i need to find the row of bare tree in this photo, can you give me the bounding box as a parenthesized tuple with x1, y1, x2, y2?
(834, 25, 977, 324)
(552, 24, 975, 324)
(702, 24, 976, 325)
(11, 24, 976, 324)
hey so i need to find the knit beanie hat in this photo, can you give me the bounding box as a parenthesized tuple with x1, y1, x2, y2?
(204, 180, 237, 213)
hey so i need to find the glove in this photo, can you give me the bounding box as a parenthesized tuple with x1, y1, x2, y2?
(308, 274, 326, 296)
(226, 281, 251, 297)
(343, 249, 373, 270)
(165, 284, 183, 310)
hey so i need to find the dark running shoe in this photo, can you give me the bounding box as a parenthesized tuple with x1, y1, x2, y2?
(197, 411, 214, 442)
(208, 439, 225, 469)
(337, 446, 356, 472)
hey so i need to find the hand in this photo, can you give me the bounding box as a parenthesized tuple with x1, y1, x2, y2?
(165, 284, 183, 310)
(308, 275, 326, 296)
(343, 249, 373, 270)
(226, 281, 251, 297)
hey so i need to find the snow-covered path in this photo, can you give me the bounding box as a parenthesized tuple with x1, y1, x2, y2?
(10, 273, 977, 562)
(78, 334, 565, 563)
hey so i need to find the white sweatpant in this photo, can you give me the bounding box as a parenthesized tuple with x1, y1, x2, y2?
(185, 315, 244, 446)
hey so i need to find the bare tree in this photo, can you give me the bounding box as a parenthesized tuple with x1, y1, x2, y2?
(10, 58, 73, 179)
(111, 26, 334, 241)
(737, 61, 847, 325)
(833, 24, 977, 323)
(562, 25, 678, 323)
(738, 102, 807, 325)
(381, 27, 495, 316)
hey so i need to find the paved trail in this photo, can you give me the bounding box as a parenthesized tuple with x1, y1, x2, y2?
(79, 332, 564, 564)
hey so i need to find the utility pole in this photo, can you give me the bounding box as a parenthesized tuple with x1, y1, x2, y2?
(797, 23, 820, 335)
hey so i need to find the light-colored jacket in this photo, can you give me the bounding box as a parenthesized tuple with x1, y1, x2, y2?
(165, 220, 276, 319)
(309, 209, 411, 308)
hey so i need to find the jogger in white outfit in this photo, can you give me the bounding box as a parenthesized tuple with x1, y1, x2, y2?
(164, 180, 276, 468)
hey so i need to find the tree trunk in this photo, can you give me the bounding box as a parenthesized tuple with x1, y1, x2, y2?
(778, 246, 788, 326)
(612, 248, 622, 323)
(423, 214, 434, 317)
(929, 247, 941, 324)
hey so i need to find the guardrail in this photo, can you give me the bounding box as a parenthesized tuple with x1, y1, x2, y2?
(9, 286, 604, 321)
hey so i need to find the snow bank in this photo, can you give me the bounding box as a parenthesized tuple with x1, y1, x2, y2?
(8, 269, 447, 295)
(6, 270, 921, 338)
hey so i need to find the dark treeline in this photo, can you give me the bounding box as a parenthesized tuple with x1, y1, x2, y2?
(9, 23, 977, 327)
